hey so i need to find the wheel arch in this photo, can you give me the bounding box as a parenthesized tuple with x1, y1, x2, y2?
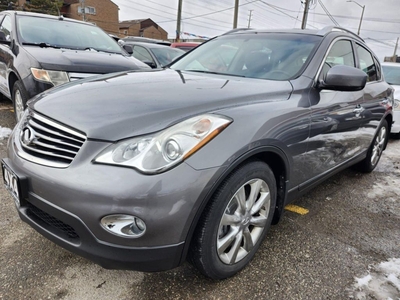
(180, 146, 290, 264)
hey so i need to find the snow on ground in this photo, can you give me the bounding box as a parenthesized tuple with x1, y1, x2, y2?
(347, 141, 400, 299)
(348, 257, 400, 299)
(0, 126, 12, 141)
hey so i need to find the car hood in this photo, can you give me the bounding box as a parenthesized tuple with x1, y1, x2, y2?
(23, 46, 147, 73)
(29, 69, 293, 140)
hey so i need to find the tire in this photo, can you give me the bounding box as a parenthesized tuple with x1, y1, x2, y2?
(355, 119, 388, 173)
(188, 160, 277, 279)
(12, 80, 29, 122)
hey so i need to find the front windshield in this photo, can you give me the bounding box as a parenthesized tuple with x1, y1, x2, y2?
(16, 15, 123, 53)
(151, 47, 185, 67)
(382, 65, 400, 85)
(171, 33, 322, 80)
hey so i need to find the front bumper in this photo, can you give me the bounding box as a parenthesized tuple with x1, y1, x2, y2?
(5, 128, 221, 271)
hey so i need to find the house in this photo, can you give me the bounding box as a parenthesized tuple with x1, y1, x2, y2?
(16, 0, 119, 35)
(119, 18, 168, 40)
(61, 0, 119, 35)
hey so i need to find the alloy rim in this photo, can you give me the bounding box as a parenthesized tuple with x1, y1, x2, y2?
(371, 126, 386, 166)
(14, 90, 24, 122)
(217, 178, 270, 265)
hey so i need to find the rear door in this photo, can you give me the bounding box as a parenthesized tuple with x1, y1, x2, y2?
(354, 43, 392, 147)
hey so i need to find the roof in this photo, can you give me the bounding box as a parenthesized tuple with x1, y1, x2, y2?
(122, 41, 172, 49)
(121, 36, 171, 46)
(381, 62, 400, 66)
(119, 19, 148, 27)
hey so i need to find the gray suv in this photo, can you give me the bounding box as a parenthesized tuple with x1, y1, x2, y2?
(1, 26, 394, 279)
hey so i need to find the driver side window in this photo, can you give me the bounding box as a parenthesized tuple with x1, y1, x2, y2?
(321, 40, 355, 80)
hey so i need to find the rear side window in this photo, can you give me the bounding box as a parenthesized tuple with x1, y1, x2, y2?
(356, 44, 378, 82)
(133, 46, 154, 63)
(321, 40, 355, 79)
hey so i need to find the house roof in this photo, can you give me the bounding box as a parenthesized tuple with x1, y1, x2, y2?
(119, 19, 148, 27)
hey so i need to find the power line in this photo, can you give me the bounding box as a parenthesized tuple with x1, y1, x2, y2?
(317, 0, 339, 26)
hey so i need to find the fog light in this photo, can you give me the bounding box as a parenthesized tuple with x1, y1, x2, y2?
(100, 215, 146, 238)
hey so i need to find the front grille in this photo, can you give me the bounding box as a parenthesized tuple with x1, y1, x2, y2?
(19, 112, 86, 168)
(26, 202, 80, 240)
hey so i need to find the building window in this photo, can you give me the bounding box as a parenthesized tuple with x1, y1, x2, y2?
(78, 6, 96, 15)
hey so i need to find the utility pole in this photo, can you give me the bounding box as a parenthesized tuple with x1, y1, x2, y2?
(176, 0, 183, 42)
(247, 10, 253, 28)
(81, 0, 86, 21)
(301, 0, 310, 29)
(233, 0, 239, 29)
(393, 37, 399, 61)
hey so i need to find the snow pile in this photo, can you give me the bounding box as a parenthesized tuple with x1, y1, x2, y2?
(0, 126, 12, 140)
(349, 258, 400, 299)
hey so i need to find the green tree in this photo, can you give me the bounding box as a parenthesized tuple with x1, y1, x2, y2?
(23, 0, 63, 16)
(0, 0, 18, 11)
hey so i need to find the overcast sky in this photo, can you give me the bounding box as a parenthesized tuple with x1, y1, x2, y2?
(112, 0, 400, 60)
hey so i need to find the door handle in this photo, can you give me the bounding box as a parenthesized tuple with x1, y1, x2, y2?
(353, 105, 364, 117)
(380, 98, 390, 106)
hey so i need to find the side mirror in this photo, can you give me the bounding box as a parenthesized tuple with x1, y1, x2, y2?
(318, 65, 367, 91)
(123, 44, 133, 55)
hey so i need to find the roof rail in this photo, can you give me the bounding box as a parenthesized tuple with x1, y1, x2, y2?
(318, 26, 364, 42)
(222, 28, 254, 35)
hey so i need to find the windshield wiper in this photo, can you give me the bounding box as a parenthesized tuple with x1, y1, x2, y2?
(184, 69, 246, 77)
(22, 42, 60, 49)
(83, 47, 122, 54)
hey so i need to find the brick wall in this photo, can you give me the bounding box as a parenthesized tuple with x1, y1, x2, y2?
(66, 0, 119, 35)
(120, 20, 168, 40)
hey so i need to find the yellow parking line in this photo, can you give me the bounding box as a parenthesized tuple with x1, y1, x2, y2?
(284, 204, 309, 215)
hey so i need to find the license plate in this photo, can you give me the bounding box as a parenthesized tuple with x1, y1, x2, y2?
(1, 160, 21, 208)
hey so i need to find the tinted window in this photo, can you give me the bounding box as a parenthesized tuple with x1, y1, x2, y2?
(321, 40, 354, 79)
(0, 15, 12, 42)
(356, 44, 377, 82)
(171, 33, 322, 80)
(151, 47, 185, 67)
(133, 46, 154, 63)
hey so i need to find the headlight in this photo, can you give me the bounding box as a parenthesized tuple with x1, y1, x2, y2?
(94, 114, 232, 174)
(393, 99, 400, 111)
(31, 68, 70, 86)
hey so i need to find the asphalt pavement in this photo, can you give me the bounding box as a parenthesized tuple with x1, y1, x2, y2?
(0, 96, 399, 299)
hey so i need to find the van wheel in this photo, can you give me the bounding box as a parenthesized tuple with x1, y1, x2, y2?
(188, 161, 276, 279)
(13, 81, 29, 122)
(355, 120, 388, 173)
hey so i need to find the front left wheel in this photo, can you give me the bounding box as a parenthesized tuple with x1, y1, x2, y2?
(188, 160, 277, 279)
(12, 80, 29, 122)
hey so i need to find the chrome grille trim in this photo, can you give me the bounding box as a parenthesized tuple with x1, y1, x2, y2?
(16, 111, 86, 168)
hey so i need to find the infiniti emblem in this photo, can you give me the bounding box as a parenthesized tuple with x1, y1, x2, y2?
(21, 126, 36, 146)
